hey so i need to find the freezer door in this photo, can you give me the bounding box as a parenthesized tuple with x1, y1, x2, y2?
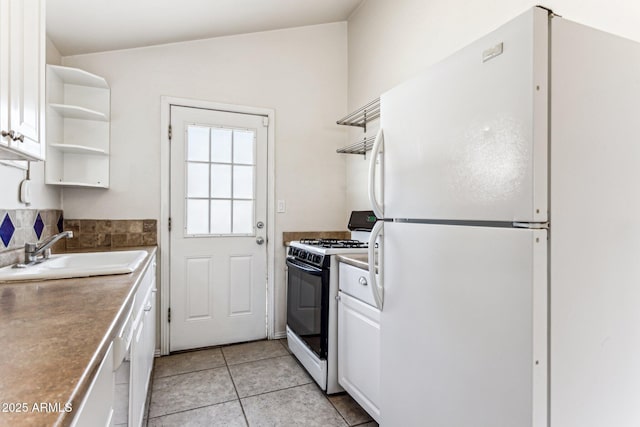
(380, 7, 548, 222)
(380, 222, 547, 427)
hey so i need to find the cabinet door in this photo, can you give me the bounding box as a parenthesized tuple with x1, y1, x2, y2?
(71, 342, 115, 427)
(0, 0, 11, 147)
(143, 260, 156, 384)
(1, 0, 44, 160)
(337, 291, 381, 422)
(129, 319, 146, 427)
(130, 261, 156, 427)
(142, 288, 156, 396)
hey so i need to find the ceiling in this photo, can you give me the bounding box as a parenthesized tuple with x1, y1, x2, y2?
(47, 0, 365, 56)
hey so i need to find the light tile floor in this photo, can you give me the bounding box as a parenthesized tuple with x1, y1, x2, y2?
(145, 339, 378, 427)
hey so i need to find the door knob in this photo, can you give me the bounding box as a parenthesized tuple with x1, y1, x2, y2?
(1, 130, 15, 140)
(256, 237, 265, 245)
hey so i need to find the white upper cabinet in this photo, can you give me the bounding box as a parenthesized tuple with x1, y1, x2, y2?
(0, 0, 46, 161)
(45, 65, 111, 188)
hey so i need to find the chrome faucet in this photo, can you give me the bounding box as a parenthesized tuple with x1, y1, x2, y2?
(24, 231, 74, 264)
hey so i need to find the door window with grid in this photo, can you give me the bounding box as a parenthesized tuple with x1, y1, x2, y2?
(185, 125, 256, 236)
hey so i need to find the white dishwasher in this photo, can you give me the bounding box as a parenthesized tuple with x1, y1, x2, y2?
(337, 261, 381, 423)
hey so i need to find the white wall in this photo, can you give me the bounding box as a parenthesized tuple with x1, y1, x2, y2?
(62, 23, 349, 335)
(0, 38, 62, 211)
(345, 0, 640, 213)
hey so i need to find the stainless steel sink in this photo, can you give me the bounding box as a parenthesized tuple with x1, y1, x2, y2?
(0, 250, 147, 282)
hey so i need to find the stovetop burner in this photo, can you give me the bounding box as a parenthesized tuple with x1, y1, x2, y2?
(299, 238, 369, 249)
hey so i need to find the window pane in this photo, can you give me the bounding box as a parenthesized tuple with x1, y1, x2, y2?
(212, 128, 232, 163)
(187, 126, 209, 161)
(211, 200, 231, 234)
(233, 165, 254, 199)
(186, 199, 209, 234)
(211, 164, 232, 198)
(187, 163, 209, 198)
(233, 200, 253, 234)
(233, 130, 255, 164)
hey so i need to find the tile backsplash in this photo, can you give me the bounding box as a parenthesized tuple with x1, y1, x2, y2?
(63, 219, 157, 250)
(0, 212, 157, 268)
(0, 209, 64, 268)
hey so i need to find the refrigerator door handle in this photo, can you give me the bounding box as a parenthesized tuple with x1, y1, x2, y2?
(368, 220, 384, 310)
(368, 128, 384, 219)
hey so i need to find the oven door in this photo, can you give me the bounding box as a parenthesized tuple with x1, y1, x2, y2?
(286, 257, 329, 359)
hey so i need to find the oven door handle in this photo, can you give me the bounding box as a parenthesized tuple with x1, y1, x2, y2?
(286, 258, 323, 276)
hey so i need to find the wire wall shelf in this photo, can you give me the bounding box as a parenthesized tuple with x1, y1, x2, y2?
(336, 98, 380, 156)
(336, 135, 376, 155)
(336, 98, 380, 131)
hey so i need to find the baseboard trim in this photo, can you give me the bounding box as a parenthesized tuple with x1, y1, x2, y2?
(272, 330, 287, 340)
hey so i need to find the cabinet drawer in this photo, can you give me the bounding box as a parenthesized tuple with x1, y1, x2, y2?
(338, 262, 377, 307)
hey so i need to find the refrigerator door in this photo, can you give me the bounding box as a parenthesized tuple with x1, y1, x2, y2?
(380, 222, 547, 427)
(380, 7, 548, 223)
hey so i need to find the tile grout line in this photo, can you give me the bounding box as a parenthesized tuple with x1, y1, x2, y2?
(143, 366, 156, 426)
(221, 347, 251, 427)
(146, 398, 241, 421)
(226, 352, 293, 368)
(276, 338, 290, 352)
(149, 341, 317, 425)
(284, 357, 370, 427)
(224, 341, 292, 366)
(325, 395, 376, 427)
(239, 381, 315, 400)
(154, 349, 292, 380)
(227, 347, 315, 400)
(153, 363, 229, 380)
(323, 393, 351, 427)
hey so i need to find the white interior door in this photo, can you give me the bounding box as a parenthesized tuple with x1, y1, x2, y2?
(170, 105, 268, 351)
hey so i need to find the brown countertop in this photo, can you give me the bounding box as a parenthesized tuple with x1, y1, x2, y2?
(0, 246, 157, 427)
(336, 253, 378, 273)
(336, 253, 369, 270)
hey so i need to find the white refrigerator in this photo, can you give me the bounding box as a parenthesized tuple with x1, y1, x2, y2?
(368, 6, 640, 427)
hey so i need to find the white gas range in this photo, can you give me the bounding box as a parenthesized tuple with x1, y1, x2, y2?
(286, 211, 376, 394)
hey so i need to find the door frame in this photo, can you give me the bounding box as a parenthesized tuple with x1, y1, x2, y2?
(159, 96, 276, 355)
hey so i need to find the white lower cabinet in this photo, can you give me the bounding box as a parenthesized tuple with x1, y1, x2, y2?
(337, 289, 381, 423)
(130, 274, 156, 427)
(130, 320, 146, 427)
(73, 255, 156, 427)
(71, 342, 115, 427)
